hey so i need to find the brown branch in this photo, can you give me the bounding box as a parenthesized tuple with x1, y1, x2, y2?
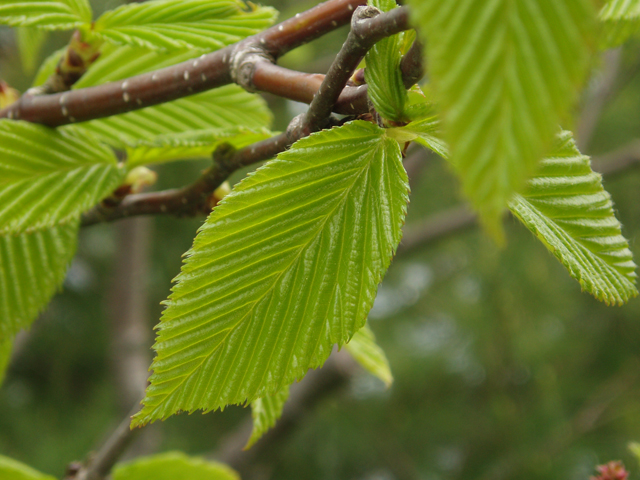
(303, 5, 411, 134)
(401, 38, 424, 89)
(80, 7, 416, 227)
(1, 0, 368, 126)
(81, 134, 289, 226)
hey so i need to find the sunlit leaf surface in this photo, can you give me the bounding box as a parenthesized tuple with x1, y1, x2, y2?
(132, 121, 409, 426)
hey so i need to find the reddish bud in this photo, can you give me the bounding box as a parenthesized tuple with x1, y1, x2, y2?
(590, 461, 629, 480)
(0, 80, 19, 109)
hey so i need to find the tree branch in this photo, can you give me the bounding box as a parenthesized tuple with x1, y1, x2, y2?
(302, 5, 410, 133)
(80, 6, 415, 227)
(0, 0, 368, 126)
(81, 133, 289, 226)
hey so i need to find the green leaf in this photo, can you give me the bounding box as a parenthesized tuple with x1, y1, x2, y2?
(70, 87, 272, 152)
(16, 28, 48, 75)
(0, 120, 123, 234)
(365, 0, 407, 123)
(345, 323, 393, 387)
(74, 44, 199, 89)
(392, 112, 448, 159)
(0, 0, 91, 30)
(93, 0, 277, 52)
(0, 455, 56, 480)
(113, 452, 239, 480)
(509, 131, 637, 305)
(599, 0, 640, 47)
(629, 442, 640, 462)
(132, 121, 409, 426)
(0, 223, 78, 340)
(408, 0, 597, 237)
(246, 385, 289, 449)
(0, 337, 11, 385)
(126, 127, 273, 168)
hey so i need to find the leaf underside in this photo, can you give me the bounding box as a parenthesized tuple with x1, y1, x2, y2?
(509, 131, 637, 305)
(0, 0, 91, 30)
(132, 121, 409, 426)
(113, 452, 239, 480)
(246, 385, 290, 449)
(0, 120, 122, 234)
(345, 323, 393, 386)
(93, 0, 277, 51)
(409, 0, 597, 236)
(0, 224, 78, 340)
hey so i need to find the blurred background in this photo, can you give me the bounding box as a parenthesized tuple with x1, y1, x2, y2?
(1, 1, 639, 479)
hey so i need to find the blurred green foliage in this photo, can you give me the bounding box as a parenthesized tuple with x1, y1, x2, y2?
(0, 1, 639, 479)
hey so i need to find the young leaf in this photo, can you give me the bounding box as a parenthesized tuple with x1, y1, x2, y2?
(93, 0, 277, 52)
(365, 0, 407, 123)
(16, 28, 48, 75)
(0, 223, 78, 340)
(132, 121, 409, 426)
(0, 455, 56, 480)
(126, 127, 273, 168)
(345, 323, 393, 387)
(246, 385, 290, 449)
(74, 44, 199, 89)
(0, 337, 11, 385)
(599, 0, 640, 47)
(392, 113, 448, 159)
(408, 0, 597, 237)
(70, 88, 272, 151)
(0, 0, 91, 30)
(113, 452, 239, 480)
(509, 131, 637, 305)
(0, 120, 123, 234)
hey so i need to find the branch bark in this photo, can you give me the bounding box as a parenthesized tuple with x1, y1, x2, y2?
(0, 0, 369, 126)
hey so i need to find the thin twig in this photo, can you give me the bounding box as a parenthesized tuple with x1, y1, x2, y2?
(303, 5, 411, 134)
(81, 133, 289, 226)
(74, 404, 142, 480)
